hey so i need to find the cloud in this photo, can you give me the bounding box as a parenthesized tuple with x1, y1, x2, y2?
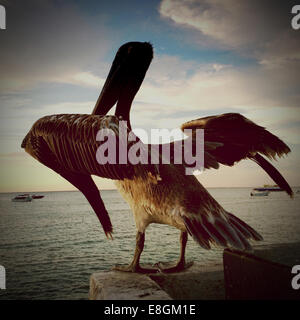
(1, 51, 298, 151)
(131, 1, 300, 144)
(0, 0, 299, 191)
(0, 0, 111, 93)
(52, 72, 105, 88)
(130, 53, 298, 124)
(159, 0, 295, 46)
(159, 0, 300, 65)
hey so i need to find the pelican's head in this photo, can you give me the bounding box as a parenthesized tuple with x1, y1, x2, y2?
(93, 41, 153, 125)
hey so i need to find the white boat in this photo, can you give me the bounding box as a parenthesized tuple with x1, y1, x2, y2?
(253, 185, 283, 192)
(250, 190, 269, 197)
(12, 195, 32, 202)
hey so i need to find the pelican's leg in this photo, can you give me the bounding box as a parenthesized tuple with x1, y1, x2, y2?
(113, 231, 159, 273)
(156, 231, 193, 273)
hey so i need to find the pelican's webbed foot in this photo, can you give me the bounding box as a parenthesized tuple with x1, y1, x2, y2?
(155, 261, 194, 273)
(112, 264, 159, 274)
(111, 231, 159, 274)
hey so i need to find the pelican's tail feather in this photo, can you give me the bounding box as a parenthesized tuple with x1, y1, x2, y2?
(226, 212, 263, 241)
(183, 210, 263, 251)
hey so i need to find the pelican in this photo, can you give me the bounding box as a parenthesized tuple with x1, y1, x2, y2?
(22, 42, 292, 274)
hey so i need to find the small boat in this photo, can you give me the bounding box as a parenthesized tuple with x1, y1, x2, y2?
(18, 193, 44, 199)
(32, 195, 44, 199)
(253, 184, 283, 192)
(250, 190, 269, 197)
(12, 195, 32, 202)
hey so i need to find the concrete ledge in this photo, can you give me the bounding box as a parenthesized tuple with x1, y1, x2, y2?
(149, 263, 224, 300)
(89, 270, 172, 300)
(89, 243, 300, 300)
(89, 263, 224, 300)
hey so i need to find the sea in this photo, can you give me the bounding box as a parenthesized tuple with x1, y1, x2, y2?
(0, 188, 300, 300)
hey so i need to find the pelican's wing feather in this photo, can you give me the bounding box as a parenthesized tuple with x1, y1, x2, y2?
(181, 113, 292, 196)
(181, 113, 290, 164)
(26, 114, 158, 181)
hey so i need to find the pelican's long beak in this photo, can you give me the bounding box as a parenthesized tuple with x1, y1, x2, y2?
(92, 42, 153, 123)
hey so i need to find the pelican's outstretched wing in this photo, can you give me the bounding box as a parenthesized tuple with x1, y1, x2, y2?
(22, 113, 159, 181)
(181, 113, 292, 197)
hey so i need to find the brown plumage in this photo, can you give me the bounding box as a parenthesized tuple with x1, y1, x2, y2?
(115, 164, 263, 250)
(181, 113, 291, 164)
(181, 113, 293, 197)
(22, 114, 156, 180)
(21, 113, 159, 238)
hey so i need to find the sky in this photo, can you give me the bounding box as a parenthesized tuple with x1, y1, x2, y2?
(0, 0, 299, 192)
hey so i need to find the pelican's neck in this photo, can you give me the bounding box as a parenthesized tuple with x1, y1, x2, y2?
(115, 93, 133, 130)
(115, 104, 130, 123)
